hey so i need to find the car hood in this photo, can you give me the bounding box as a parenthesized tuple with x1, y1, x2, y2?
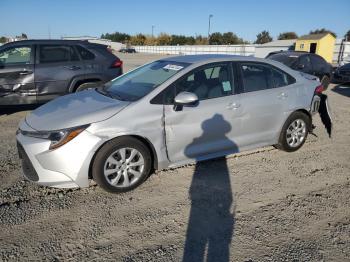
(25, 90, 129, 131)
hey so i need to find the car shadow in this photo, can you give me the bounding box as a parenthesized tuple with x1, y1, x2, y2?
(182, 114, 236, 262)
(0, 104, 42, 116)
(331, 84, 350, 97)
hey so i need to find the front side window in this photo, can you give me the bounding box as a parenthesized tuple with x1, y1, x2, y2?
(156, 63, 234, 104)
(102, 60, 189, 101)
(240, 63, 274, 92)
(39, 45, 79, 63)
(0, 46, 31, 65)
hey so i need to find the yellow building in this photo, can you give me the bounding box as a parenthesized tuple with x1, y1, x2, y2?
(295, 33, 335, 63)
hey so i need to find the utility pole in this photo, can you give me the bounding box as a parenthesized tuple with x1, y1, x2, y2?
(207, 14, 213, 44)
(152, 25, 155, 38)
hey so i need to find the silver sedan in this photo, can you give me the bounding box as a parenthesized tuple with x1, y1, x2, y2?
(16, 54, 329, 192)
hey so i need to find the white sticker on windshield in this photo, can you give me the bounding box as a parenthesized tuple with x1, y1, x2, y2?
(163, 64, 183, 71)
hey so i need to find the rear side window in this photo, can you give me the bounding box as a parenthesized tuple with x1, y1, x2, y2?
(39, 45, 79, 63)
(76, 45, 95, 60)
(271, 68, 295, 87)
(240, 63, 274, 92)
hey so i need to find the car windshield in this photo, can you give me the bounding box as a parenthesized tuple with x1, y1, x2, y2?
(101, 60, 189, 101)
(268, 53, 299, 67)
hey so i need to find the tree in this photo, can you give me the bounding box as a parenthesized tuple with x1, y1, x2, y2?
(309, 28, 336, 38)
(209, 32, 223, 45)
(101, 32, 130, 43)
(255, 30, 273, 44)
(278, 32, 298, 40)
(170, 35, 195, 45)
(344, 30, 350, 41)
(130, 33, 146, 45)
(157, 33, 172, 45)
(0, 36, 7, 43)
(194, 35, 208, 45)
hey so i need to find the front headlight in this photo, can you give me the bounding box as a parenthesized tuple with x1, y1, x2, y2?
(19, 125, 89, 150)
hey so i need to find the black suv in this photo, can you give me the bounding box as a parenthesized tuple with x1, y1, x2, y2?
(0, 40, 123, 105)
(267, 51, 333, 89)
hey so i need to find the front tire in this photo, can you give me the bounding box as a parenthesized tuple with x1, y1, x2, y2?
(92, 137, 152, 193)
(276, 112, 311, 152)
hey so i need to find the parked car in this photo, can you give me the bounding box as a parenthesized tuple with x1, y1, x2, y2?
(266, 51, 333, 89)
(16, 54, 331, 193)
(332, 63, 350, 84)
(119, 48, 136, 53)
(0, 40, 123, 105)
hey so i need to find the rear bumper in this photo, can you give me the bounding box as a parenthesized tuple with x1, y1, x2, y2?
(0, 93, 37, 105)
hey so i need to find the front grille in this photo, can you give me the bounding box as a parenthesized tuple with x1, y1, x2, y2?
(17, 142, 39, 182)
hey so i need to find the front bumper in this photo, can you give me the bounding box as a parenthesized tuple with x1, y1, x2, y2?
(16, 121, 104, 188)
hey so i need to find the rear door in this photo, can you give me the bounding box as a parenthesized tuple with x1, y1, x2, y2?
(236, 62, 293, 147)
(34, 44, 85, 102)
(0, 45, 35, 100)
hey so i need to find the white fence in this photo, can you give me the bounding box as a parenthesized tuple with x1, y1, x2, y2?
(135, 45, 256, 56)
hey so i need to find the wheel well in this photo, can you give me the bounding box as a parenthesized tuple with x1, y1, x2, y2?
(295, 109, 312, 128)
(72, 78, 101, 92)
(88, 135, 158, 179)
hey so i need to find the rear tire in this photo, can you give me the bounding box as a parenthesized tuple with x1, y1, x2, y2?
(276, 111, 311, 152)
(92, 137, 152, 193)
(321, 75, 330, 90)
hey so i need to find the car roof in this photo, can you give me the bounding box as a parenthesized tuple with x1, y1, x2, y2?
(269, 51, 309, 57)
(160, 54, 268, 64)
(1, 39, 93, 47)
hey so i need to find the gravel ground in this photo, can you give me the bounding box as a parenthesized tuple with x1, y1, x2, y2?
(0, 53, 349, 261)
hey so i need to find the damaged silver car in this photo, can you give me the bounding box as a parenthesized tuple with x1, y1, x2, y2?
(16, 55, 331, 192)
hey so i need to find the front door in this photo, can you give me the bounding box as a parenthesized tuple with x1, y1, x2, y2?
(34, 44, 84, 102)
(0, 45, 35, 103)
(163, 62, 243, 163)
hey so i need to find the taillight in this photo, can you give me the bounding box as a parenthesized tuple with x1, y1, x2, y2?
(315, 85, 324, 94)
(111, 60, 123, 68)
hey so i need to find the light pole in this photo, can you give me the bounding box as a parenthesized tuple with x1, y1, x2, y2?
(208, 14, 213, 43)
(152, 25, 155, 38)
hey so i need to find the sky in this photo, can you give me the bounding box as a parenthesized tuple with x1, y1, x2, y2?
(1, 0, 349, 42)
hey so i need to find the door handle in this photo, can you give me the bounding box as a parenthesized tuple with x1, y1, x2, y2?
(277, 92, 288, 99)
(19, 70, 33, 75)
(63, 65, 81, 70)
(227, 102, 241, 110)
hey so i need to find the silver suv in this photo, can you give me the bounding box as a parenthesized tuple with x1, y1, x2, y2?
(16, 55, 329, 192)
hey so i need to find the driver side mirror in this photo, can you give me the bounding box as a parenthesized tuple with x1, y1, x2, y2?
(173, 91, 199, 111)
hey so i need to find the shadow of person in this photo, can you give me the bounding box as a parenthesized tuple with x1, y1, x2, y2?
(183, 114, 236, 262)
